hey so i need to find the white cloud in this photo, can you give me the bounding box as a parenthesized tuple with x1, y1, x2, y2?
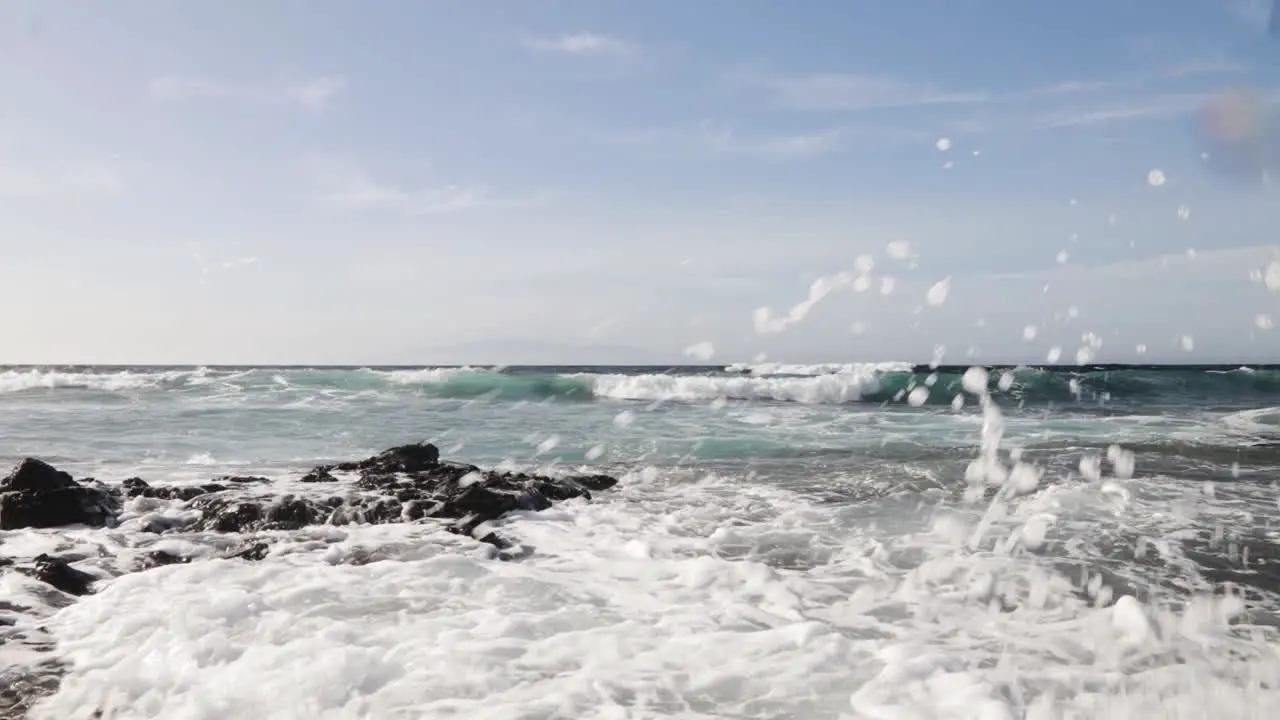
(148, 75, 346, 110)
(522, 33, 637, 57)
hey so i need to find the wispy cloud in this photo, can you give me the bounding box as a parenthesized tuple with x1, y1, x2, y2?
(148, 75, 346, 111)
(1164, 57, 1247, 77)
(522, 32, 638, 58)
(746, 72, 988, 112)
(695, 122, 847, 159)
(306, 157, 546, 216)
(0, 161, 125, 199)
(604, 120, 925, 160)
(1032, 92, 1206, 129)
(746, 54, 1246, 135)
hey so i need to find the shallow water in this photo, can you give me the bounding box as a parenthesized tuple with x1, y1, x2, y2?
(1, 364, 1279, 719)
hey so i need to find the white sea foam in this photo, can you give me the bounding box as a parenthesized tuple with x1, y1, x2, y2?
(590, 369, 895, 404)
(13, 456, 1279, 719)
(0, 368, 184, 394)
(724, 361, 914, 376)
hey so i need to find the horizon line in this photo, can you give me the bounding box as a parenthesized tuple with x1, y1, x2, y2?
(2, 362, 1279, 372)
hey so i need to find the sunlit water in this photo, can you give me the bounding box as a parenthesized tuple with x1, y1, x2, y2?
(1, 364, 1279, 719)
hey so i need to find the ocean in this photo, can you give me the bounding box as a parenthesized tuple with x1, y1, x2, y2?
(1, 362, 1279, 719)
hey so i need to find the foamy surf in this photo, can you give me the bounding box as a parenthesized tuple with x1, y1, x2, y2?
(1, 364, 1278, 719)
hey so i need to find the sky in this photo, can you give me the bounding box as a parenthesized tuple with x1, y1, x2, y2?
(3, 0, 1280, 365)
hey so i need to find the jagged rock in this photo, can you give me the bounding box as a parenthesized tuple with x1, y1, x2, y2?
(23, 555, 97, 597)
(0, 460, 120, 531)
(215, 475, 271, 485)
(223, 542, 270, 561)
(122, 477, 227, 501)
(333, 442, 440, 473)
(0, 445, 621, 556)
(300, 468, 338, 483)
(164, 445, 620, 544)
(0, 459, 76, 493)
(138, 550, 192, 571)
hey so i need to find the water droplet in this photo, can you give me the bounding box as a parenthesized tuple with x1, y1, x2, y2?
(907, 386, 930, 407)
(1265, 262, 1280, 290)
(936, 137, 952, 151)
(1023, 325, 1038, 341)
(1055, 250, 1069, 264)
(926, 278, 950, 306)
(1147, 169, 1166, 187)
(1257, 314, 1274, 330)
(1180, 335, 1195, 351)
(1177, 205, 1191, 220)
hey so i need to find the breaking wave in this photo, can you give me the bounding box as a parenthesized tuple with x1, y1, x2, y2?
(3, 364, 1280, 406)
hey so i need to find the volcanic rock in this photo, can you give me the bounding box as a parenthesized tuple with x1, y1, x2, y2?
(0, 459, 120, 531)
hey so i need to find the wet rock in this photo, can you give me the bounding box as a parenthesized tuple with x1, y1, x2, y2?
(122, 477, 227, 501)
(0, 446, 620, 558)
(564, 473, 620, 492)
(215, 475, 272, 485)
(138, 550, 192, 570)
(223, 541, 271, 561)
(333, 442, 440, 473)
(0, 460, 120, 531)
(24, 555, 97, 597)
(300, 468, 338, 483)
(0, 459, 76, 493)
(177, 444, 620, 544)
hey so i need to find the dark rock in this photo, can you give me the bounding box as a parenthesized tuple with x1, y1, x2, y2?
(0, 556, 12, 568)
(0, 459, 77, 493)
(0, 447, 619, 562)
(223, 542, 270, 561)
(334, 442, 440, 473)
(300, 468, 338, 483)
(174, 445, 618, 546)
(0, 462, 121, 530)
(565, 473, 620, 492)
(189, 496, 264, 532)
(215, 475, 271, 485)
(139, 550, 192, 570)
(263, 495, 318, 529)
(27, 555, 97, 596)
(122, 477, 227, 501)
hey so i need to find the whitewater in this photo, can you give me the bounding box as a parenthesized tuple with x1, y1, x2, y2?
(2, 363, 1280, 719)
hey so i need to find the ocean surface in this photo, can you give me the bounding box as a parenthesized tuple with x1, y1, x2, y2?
(2, 362, 1280, 719)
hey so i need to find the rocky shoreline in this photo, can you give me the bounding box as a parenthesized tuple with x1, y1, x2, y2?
(0, 443, 621, 718)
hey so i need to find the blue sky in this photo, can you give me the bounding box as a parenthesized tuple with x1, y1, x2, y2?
(2, 0, 1280, 364)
